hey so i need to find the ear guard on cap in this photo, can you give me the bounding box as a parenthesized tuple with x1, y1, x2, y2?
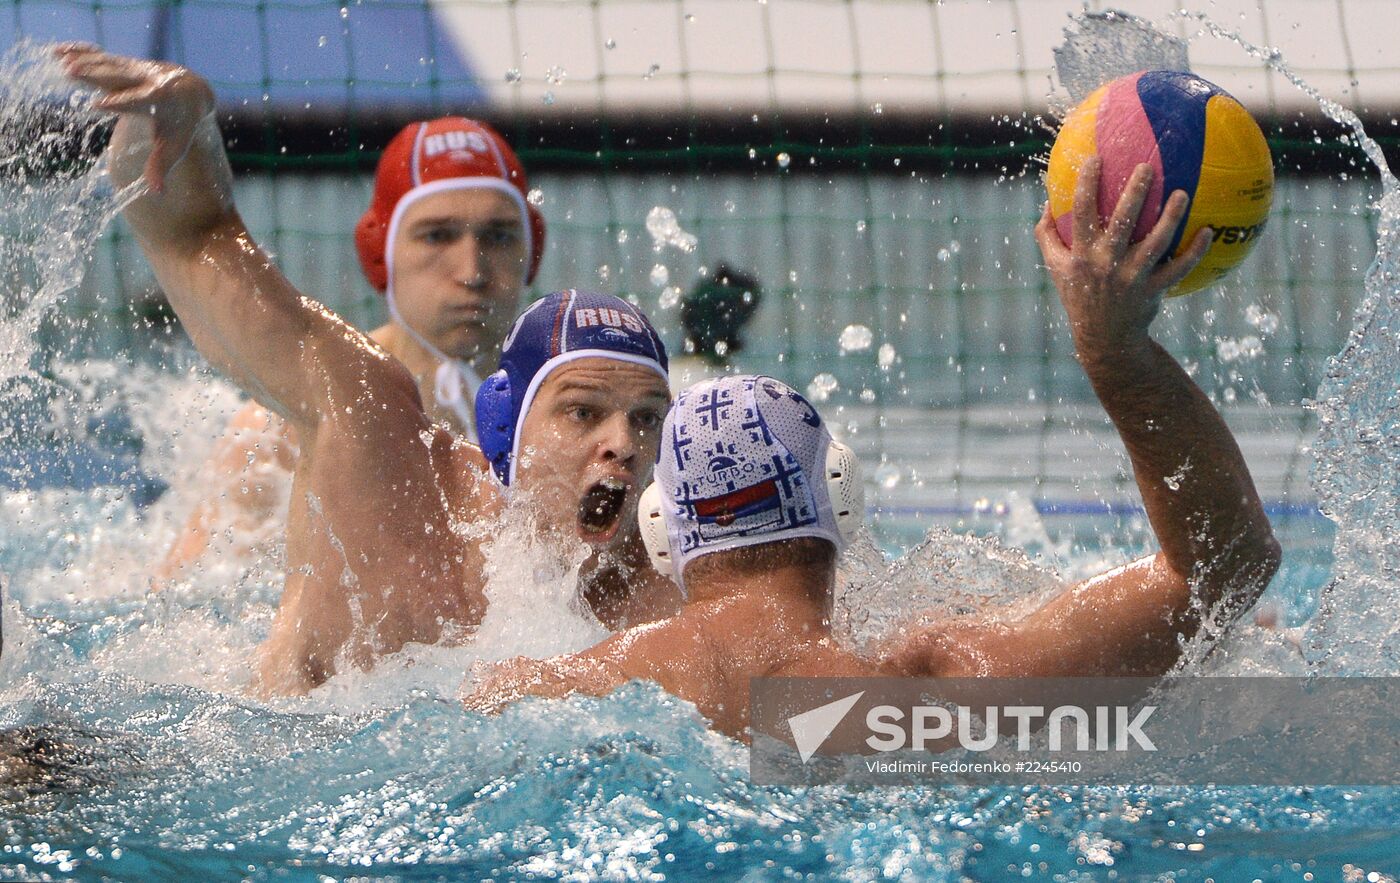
(637, 481, 674, 579)
(475, 370, 515, 484)
(637, 440, 866, 584)
(824, 439, 864, 545)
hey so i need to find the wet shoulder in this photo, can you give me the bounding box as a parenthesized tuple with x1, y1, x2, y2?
(436, 430, 504, 518)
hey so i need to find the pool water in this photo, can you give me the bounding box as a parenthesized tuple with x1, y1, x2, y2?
(2, 456, 1393, 881)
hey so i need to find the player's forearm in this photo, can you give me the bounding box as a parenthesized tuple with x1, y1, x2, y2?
(136, 217, 339, 428)
(1082, 339, 1280, 615)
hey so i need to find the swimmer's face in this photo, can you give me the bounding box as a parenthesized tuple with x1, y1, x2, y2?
(513, 358, 671, 549)
(390, 188, 528, 361)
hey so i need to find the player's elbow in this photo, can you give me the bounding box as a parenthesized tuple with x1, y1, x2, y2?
(1199, 525, 1282, 620)
(1246, 529, 1283, 597)
(1229, 526, 1281, 591)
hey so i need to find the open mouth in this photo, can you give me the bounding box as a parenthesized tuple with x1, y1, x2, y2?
(578, 477, 630, 538)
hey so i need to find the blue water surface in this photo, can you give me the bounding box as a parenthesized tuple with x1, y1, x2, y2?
(3, 464, 1397, 881)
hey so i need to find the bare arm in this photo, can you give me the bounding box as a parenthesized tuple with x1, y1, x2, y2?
(462, 618, 725, 721)
(59, 48, 493, 689)
(901, 159, 1280, 679)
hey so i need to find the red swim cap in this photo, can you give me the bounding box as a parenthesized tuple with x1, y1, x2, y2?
(354, 117, 546, 291)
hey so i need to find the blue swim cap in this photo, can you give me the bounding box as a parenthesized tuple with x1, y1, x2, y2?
(644, 375, 861, 581)
(475, 289, 669, 485)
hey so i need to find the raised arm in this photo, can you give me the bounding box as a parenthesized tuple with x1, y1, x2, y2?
(899, 159, 1280, 679)
(58, 45, 421, 438)
(60, 47, 496, 691)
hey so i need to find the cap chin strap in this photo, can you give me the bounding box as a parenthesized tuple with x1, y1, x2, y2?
(384, 284, 486, 437)
(637, 440, 865, 588)
(433, 360, 484, 435)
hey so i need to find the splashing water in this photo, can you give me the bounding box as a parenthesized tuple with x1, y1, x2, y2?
(1050, 10, 1190, 110)
(0, 42, 129, 387)
(1304, 168, 1400, 669)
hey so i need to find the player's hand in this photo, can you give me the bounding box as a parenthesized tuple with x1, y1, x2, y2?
(55, 43, 215, 193)
(461, 656, 566, 714)
(461, 654, 625, 713)
(1034, 157, 1211, 367)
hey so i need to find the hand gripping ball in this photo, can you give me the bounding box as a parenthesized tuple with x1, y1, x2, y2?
(1046, 70, 1274, 296)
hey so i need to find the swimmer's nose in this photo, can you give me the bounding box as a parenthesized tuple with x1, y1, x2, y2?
(453, 238, 489, 289)
(597, 412, 638, 467)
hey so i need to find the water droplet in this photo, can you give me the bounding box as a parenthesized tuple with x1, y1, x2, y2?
(859, 388, 876, 403)
(605, 38, 617, 49)
(317, 35, 328, 48)
(747, 148, 757, 160)
(597, 264, 611, 281)
(723, 199, 736, 213)
(776, 152, 791, 169)
(684, 13, 696, 23)
(1245, 304, 1280, 335)
(838, 324, 873, 353)
(524, 188, 544, 207)
(505, 68, 522, 83)
(807, 373, 840, 402)
(875, 463, 900, 489)
(855, 220, 867, 233)
(1216, 335, 1264, 363)
(714, 340, 729, 356)
(659, 286, 682, 309)
(542, 91, 555, 106)
(616, 229, 629, 245)
(871, 102, 883, 115)
(545, 66, 567, 85)
(936, 248, 951, 262)
(877, 343, 897, 370)
(645, 206, 698, 253)
(650, 264, 670, 287)
(339, 5, 349, 19)
(644, 63, 661, 80)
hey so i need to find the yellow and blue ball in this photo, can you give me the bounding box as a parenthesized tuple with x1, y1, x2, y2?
(1046, 70, 1274, 296)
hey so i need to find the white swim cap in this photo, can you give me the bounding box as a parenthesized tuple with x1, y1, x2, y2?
(638, 374, 862, 584)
